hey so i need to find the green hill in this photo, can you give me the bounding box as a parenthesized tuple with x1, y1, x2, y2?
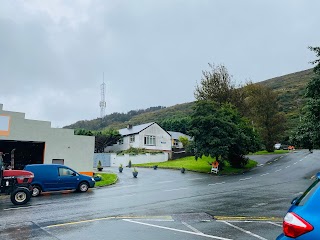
(259, 68, 314, 129)
(64, 68, 314, 132)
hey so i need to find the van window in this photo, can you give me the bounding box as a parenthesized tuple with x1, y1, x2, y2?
(58, 167, 74, 176)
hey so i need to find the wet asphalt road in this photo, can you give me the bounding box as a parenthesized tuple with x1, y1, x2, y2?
(1, 150, 319, 240)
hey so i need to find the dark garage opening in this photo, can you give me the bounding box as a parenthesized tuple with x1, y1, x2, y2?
(0, 140, 45, 170)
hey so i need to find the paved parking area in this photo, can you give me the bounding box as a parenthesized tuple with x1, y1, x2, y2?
(34, 213, 282, 240)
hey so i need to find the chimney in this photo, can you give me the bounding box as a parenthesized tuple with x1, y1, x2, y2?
(127, 124, 133, 129)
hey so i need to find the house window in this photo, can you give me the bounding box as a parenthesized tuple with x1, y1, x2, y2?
(119, 138, 124, 145)
(173, 140, 179, 147)
(144, 135, 156, 146)
(130, 135, 135, 143)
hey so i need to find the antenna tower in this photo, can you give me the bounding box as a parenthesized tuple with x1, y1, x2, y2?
(99, 73, 106, 118)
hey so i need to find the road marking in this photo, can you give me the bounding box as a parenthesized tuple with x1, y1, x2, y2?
(4, 206, 35, 211)
(45, 216, 173, 228)
(123, 219, 233, 240)
(164, 187, 188, 192)
(116, 185, 136, 189)
(275, 169, 282, 172)
(299, 159, 303, 162)
(46, 217, 115, 228)
(258, 164, 264, 167)
(239, 177, 252, 181)
(220, 221, 268, 240)
(182, 221, 203, 234)
(215, 216, 283, 221)
(158, 180, 174, 184)
(268, 221, 282, 227)
(208, 182, 226, 186)
(260, 173, 269, 177)
(293, 162, 298, 165)
(285, 166, 290, 168)
(121, 194, 136, 197)
(189, 177, 206, 181)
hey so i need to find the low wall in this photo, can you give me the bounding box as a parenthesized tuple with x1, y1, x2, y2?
(110, 153, 168, 167)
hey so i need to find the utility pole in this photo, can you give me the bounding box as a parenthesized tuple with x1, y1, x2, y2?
(99, 73, 106, 119)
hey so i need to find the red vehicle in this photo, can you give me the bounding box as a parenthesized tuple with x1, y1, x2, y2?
(0, 169, 34, 205)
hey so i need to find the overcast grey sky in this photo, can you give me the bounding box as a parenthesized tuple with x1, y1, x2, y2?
(0, 0, 319, 127)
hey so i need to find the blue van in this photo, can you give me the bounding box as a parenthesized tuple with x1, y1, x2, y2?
(24, 164, 95, 197)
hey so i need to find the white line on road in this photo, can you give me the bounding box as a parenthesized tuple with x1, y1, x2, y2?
(260, 173, 269, 177)
(239, 177, 252, 181)
(275, 169, 282, 172)
(293, 162, 298, 165)
(268, 222, 282, 227)
(4, 206, 35, 211)
(182, 221, 204, 234)
(258, 164, 264, 167)
(299, 159, 303, 162)
(158, 180, 175, 184)
(116, 185, 136, 189)
(189, 178, 206, 181)
(220, 221, 268, 240)
(123, 219, 233, 240)
(121, 194, 136, 197)
(285, 166, 291, 168)
(208, 182, 226, 186)
(164, 187, 188, 192)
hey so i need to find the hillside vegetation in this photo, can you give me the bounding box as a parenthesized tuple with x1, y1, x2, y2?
(64, 68, 314, 133)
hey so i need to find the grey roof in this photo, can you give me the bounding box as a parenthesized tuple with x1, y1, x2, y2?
(168, 131, 192, 140)
(119, 122, 155, 136)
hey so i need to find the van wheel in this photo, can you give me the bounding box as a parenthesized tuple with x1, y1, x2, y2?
(10, 187, 31, 205)
(32, 185, 42, 197)
(78, 182, 89, 192)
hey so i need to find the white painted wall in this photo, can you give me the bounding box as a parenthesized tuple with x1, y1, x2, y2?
(0, 104, 95, 174)
(105, 123, 171, 152)
(110, 153, 168, 167)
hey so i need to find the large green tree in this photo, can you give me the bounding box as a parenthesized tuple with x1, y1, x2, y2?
(194, 64, 246, 112)
(75, 128, 121, 153)
(189, 101, 259, 168)
(291, 46, 320, 149)
(244, 83, 286, 152)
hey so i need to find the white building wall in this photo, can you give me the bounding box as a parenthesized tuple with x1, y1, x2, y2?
(105, 123, 171, 153)
(0, 104, 95, 175)
(139, 124, 171, 151)
(110, 153, 168, 167)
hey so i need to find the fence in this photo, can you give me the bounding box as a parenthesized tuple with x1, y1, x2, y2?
(93, 152, 168, 167)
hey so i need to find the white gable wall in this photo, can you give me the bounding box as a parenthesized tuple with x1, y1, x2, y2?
(139, 123, 171, 150)
(105, 123, 171, 152)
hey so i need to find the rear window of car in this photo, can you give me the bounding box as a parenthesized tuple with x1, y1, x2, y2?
(296, 179, 320, 206)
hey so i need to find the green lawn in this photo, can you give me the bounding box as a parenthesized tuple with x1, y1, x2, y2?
(249, 150, 289, 155)
(134, 156, 257, 174)
(94, 172, 118, 187)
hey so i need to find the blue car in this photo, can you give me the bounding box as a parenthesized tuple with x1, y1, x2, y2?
(277, 173, 320, 239)
(24, 164, 95, 197)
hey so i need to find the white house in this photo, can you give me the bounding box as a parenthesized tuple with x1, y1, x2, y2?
(105, 122, 172, 153)
(168, 131, 192, 149)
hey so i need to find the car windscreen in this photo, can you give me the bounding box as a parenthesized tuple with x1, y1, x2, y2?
(295, 179, 320, 206)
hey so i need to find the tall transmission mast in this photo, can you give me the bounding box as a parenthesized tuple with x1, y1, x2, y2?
(99, 73, 106, 118)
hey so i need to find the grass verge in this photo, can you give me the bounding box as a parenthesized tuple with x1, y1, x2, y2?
(249, 150, 289, 155)
(134, 155, 257, 175)
(94, 172, 118, 187)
